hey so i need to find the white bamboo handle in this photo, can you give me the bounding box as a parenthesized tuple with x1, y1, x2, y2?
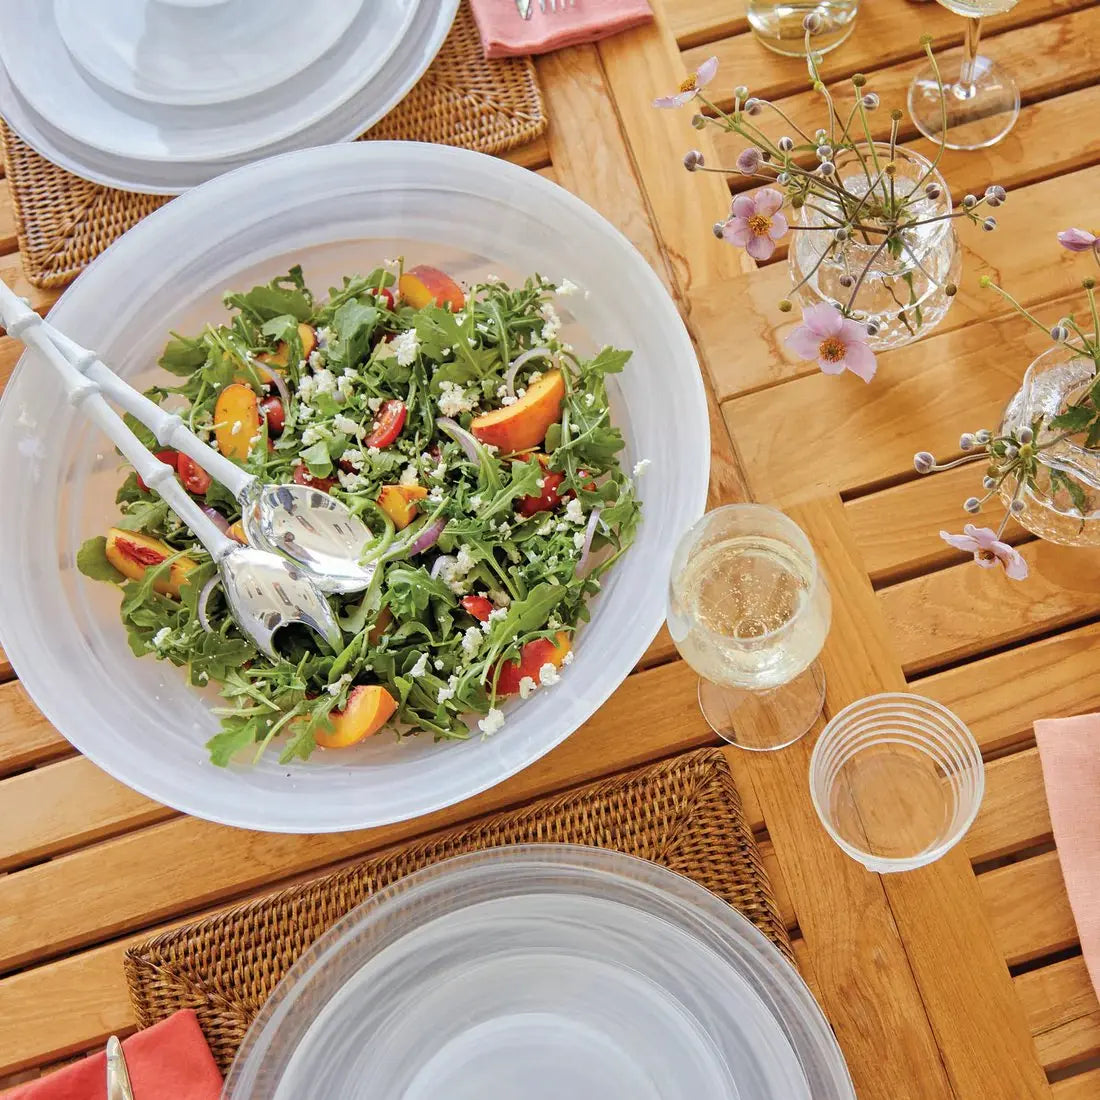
(1, 293, 234, 560)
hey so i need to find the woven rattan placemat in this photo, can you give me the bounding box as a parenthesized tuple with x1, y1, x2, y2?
(124, 748, 791, 1071)
(0, 1, 545, 290)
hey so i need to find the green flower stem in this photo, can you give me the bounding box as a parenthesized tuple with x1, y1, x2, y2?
(761, 100, 815, 143)
(1087, 285, 1100, 346)
(982, 280, 1062, 340)
(912, 41, 949, 194)
(845, 236, 891, 314)
(787, 239, 839, 296)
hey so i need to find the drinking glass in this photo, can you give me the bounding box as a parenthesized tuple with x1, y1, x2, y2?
(907, 0, 1021, 150)
(667, 505, 832, 751)
(747, 1, 860, 58)
(809, 693, 985, 872)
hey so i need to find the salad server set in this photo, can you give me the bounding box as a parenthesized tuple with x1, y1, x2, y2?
(0, 283, 375, 658)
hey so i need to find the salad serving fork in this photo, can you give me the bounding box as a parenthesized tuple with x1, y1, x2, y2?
(516, 0, 576, 18)
(0, 286, 348, 659)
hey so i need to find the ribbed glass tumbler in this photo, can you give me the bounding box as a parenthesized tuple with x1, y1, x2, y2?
(809, 693, 984, 873)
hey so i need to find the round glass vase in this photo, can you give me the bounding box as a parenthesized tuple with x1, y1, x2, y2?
(787, 144, 962, 351)
(998, 346, 1100, 547)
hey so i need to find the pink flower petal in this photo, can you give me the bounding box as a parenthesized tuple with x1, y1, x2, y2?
(722, 219, 752, 247)
(754, 188, 783, 217)
(995, 543, 1029, 580)
(962, 524, 999, 549)
(768, 212, 789, 240)
(1057, 227, 1098, 253)
(695, 56, 719, 88)
(653, 91, 693, 109)
(730, 195, 757, 219)
(784, 325, 822, 361)
(841, 340, 877, 383)
(940, 530, 980, 553)
(817, 356, 846, 375)
(745, 234, 777, 261)
(973, 553, 999, 569)
(801, 302, 843, 338)
(838, 316, 869, 345)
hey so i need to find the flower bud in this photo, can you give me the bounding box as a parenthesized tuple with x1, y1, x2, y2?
(964, 497, 981, 514)
(925, 182, 942, 199)
(777, 171, 791, 185)
(1085, 277, 1097, 290)
(736, 147, 762, 175)
(982, 216, 997, 232)
(866, 320, 880, 336)
(1010, 498, 1026, 514)
(820, 161, 835, 175)
(734, 84, 749, 100)
(777, 299, 793, 313)
(962, 194, 978, 209)
(838, 274, 854, 287)
(862, 93, 879, 109)
(959, 433, 975, 450)
(1005, 444, 1019, 459)
(1018, 427, 1034, 444)
(744, 97, 763, 116)
(890, 108, 903, 121)
(986, 184, 1006, 202)
(803, 11, 823, 31)
(815, 129, 828, 144)
(816, 144, 832, 160)
(683, 150, 704, 172)
(713, 221, 726, 239)
(851, 73, 867, 87)
(945, 283, 958, 297)
(982, 476, 997, 490)
(1051, 325, 1070, 342)
(778, 135, 794, 152)
(884, 163, 896, 176)
(834, 227, 850, 242)
(975, 429, 992, 444)
(791, 195, 805, 208)
(691, 113, 707, 130)
(914, 451, 935, 474)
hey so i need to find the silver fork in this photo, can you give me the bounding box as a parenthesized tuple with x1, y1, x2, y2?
(538, 0, 576, 12)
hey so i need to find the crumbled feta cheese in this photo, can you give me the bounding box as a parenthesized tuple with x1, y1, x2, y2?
(485, 274, 501, 284)
(633, 458, 651, 477)
(573, 531, 587, 549)
(434, 659, 444, 671)
(564, 497, 585, 524)
(437, 679, 457, 704)
(469, 495, 483, 512)
(538, 662, 560, 687)
(409, 652, 429, 678)
(480, 606, 508, 634)
(488, 589, 511, 606)
(367, 396, 384, 413)
(297, 375, 316, 401)
(399, 464, 419, 487)
(536, 518, 555, 536)
(556, 277, 583, 297)
(456, 546, 478, 574)
(428, 487, 445, 505)
(539, 302, 563, 343)
(548, 615, 563, 630)
(336, 375, 355, 401)
(518, 676, 538, 700)
(547, 555, 558, 567)
(333, 413, 360, 436)
(325, 673, 353, 696)
(341, 448, 365, 470)
(313, 369, 336, 395)
(563, 651, 575, 665)
(478, 708, 505, 736)
(367, 445, 381, 457)
(151, 627, 172, 650)
(432, 460, 447, 480)
(501, 394, 518, 407)
(298, 405, 314, 421)
(308, 350, 323, 370)
(391, 329, 420, 366)
(338, 469, 368, 491)
(437, 380, 477, 417)
(462, 626, 482, 657)
(555, 520, 568, 532)
(584, 393, 595, 407)
(316, 326, 333, 346)
(496, 384, 509, 400)
(301, 426, 324, 446)
(528, 370, 543, 384)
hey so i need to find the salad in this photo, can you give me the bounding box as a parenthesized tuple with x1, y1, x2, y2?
(77, 262, 642, 766)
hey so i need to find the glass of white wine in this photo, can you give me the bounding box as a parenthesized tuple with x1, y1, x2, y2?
(908, 0, 1021, 150)
(667, 505, 832, 752)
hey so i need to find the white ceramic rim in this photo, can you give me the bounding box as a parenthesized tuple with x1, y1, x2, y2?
(808, 692, 985, 873)
(0, 142, 710, 832)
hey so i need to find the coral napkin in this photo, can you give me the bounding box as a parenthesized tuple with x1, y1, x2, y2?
(470, 0, 653, 59)
(4, 1011, 222, 1100)
(1034, 714, 1100, 1002)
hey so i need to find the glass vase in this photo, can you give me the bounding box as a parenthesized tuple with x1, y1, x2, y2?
(998, 346, 1100, 547)
(747, 1, 860, 57)
(787, 144, 962, 351)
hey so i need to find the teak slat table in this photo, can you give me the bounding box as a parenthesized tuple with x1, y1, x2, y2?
(1, 2, 1099, 1096)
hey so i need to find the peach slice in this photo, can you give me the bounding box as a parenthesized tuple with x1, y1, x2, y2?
(227, 520, 247, 545)
(367, 606, 393, 646)
(257, 322, 317, 370)
(492, 631, 572, 696)
(399, 265, 465, 311)
(104, 528, 197, 598)
(470, 369, 565, 453)
(314, 685, 397, 749)
(215, 383, 261, 462)
(378, 484, 428, 530)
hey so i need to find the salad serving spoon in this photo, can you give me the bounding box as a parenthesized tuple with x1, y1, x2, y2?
(0, 283, 376, 595)
(2, 290, 344, 660)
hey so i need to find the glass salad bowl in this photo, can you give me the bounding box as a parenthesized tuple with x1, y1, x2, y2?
(0, 142, 709, 832)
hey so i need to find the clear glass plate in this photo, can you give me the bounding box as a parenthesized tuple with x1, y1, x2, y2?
(224, 847, 856, 1099)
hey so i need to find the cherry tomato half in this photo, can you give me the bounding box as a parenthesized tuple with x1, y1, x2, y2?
(373, 287, 396, 311)
(461, 595, 494, 622)
(137, 450, 177, 493)
(177, 454, 213, 495)
(260, 395, 285, 436)
(365, 399, 407, 449)
(293, 464, 336, 493)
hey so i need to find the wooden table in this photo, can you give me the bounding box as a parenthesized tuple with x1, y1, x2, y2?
(2, 2, 1098, 1095)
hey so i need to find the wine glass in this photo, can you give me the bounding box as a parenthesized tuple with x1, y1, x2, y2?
(908, 0, 1021, 150)
(667, 505, 832, 752)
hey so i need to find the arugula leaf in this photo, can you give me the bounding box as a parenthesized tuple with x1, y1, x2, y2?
(586, 347, 632, 375)
(76, 536, 124, 583)
(224, 267, 313, 323)
(327, 299, 379, 371)
(384, 566, 454, 620)
(1050, 405, 1094, 433)
(158, 334, 208, 376)
(206, 722, 261, 767)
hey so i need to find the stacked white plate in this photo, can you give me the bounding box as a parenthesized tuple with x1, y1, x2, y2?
(0, 0, 459, 193)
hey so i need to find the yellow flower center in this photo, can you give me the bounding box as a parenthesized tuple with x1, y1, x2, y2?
(977, 549, 997, 564)
(817, 336, 846, 363)
(678, 75, 697, 93)
(748, 213, 772, 237)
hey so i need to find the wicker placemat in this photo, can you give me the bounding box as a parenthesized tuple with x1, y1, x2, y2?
(0, 1, 546, 290)
(123, 748, 791, 1071)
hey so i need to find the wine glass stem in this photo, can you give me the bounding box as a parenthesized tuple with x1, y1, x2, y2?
(957, 16, 983, 97)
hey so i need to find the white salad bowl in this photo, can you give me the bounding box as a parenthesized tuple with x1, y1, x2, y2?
(0, 143, 709, 833)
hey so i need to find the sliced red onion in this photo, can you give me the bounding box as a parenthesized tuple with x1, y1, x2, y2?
(436, 417, 481, 463)
(505, 347, 553, 396)
(196, 574, 220, 634)
(267, 366, 291, 408)
(200, 505, 230, 535)
(431, 554, 455, 579)
(576, 506, 604, 575)
(409, 517, 448, 556)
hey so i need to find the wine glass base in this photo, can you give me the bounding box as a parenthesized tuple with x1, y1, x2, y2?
(908, 55, 1020, 150)
(698, 660, 826, 752)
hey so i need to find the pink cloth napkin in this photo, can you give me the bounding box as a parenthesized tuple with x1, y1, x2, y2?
(1034, 714, 1100, 1002)
(4, 1011, 222, 1100)
(470, 0, 653, 59)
